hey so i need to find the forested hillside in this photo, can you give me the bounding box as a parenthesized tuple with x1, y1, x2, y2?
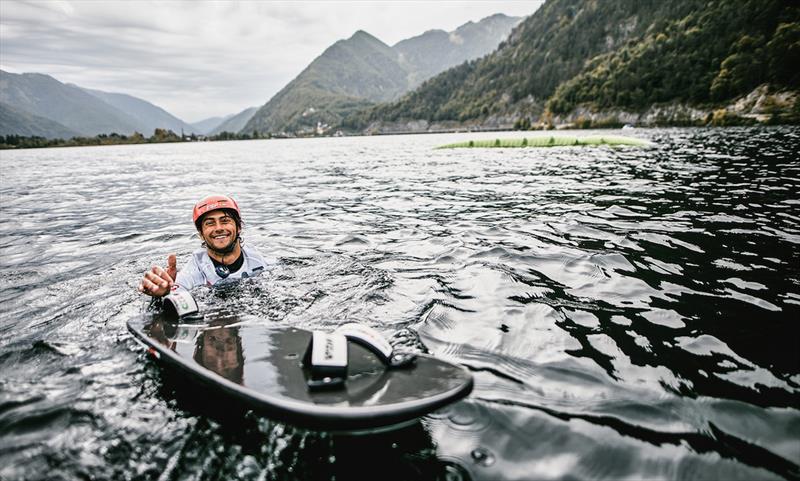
(547, 0, 799, 114)
(357, 0, 799, 130)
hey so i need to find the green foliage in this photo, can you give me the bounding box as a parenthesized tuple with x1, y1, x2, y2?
(0, 133, 143, 149)
(547, 0, 798, 113)
(514, 117, 532, 130)
(151, 128, 181, 142)
(766, 22, 800, 86)
(0, 129, 260, 150)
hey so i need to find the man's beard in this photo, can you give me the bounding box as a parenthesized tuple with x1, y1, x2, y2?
(205, 232, 239, 255)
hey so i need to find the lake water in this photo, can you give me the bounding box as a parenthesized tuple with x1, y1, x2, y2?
(0, 127, 798, 481)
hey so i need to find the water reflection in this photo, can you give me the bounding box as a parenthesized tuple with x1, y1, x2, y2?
(144, 313, 245, 384)
(194, 319, 244, 384)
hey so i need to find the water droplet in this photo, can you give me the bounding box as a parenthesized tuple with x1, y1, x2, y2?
(471, 447, 495, 467)
(445, 401, 491, 432)
(441, 462, 469, 481)
(449, 402, 477, 425)
(328, 455, 336, 464)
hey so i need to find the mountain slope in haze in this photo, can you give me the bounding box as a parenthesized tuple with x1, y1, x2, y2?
(192, 115, 232, 135)
(394, 13, 522, 88)
(310, 30, 411, 103)
(0, 70, 141, 137)
(243, 31, 399, 135)
(0, 102, 80, 138)
(244, 14, 522, 135)
(0, 70, 198, 138)
(82, 87, 196, 135)
(209, 107, 258, 135)
(363, 0, 799, 129)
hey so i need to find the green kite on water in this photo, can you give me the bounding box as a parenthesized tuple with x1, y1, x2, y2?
(436, 135, 652, 149)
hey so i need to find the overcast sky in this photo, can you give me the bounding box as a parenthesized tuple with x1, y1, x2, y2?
(0, 1, 542, 123)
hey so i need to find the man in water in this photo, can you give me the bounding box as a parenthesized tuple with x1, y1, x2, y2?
(138, 194, 271, 297)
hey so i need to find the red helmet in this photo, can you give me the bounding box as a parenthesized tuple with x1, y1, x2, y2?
(192, 195, 241, 226)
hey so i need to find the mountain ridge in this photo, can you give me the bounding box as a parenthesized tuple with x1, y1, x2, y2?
(243, 13, 522, 135)
(81, 87, 196, 135)
(0, 70, 200, 138)
(191, 115, 233, 135)
(209, 107, 258, 135)
(0, 70, 141, 136)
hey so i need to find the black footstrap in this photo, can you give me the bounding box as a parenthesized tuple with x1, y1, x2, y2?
(303, 323, 416, 391)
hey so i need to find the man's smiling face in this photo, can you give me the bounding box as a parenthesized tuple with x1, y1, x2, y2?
(200, 210, 239, 253)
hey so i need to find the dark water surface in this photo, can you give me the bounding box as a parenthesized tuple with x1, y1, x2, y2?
(0, 127, 798, 481)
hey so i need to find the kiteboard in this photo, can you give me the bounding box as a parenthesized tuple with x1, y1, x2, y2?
(127, 288, 473, 432)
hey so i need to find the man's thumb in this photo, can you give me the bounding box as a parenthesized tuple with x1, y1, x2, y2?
(167, 254, 177, 279)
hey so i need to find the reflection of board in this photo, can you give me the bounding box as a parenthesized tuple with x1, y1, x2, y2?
(127, 311, 473, 432)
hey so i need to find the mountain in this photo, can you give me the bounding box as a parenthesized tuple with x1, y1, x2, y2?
(394, 13, 522, 88)
(0, 70, 197, 138)
(192, 115, 232, 134)
(0, 102, 80, 138)
(0, 70, 141, 137)
(81, 87, 196, 135)
(361, 0, 800, 130)
(244, 14, 522, 136)
(243, 30, 400, 135)
(209, 106, 258, 135)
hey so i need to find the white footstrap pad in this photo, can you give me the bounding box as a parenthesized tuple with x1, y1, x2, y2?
(310, 331, 348, 371)
(163, 288, 199, 318)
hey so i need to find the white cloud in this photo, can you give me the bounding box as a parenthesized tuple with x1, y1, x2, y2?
(0, 0, 541, 122)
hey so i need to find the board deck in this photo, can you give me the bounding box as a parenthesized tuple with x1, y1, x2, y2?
(127, 311, 473, 431)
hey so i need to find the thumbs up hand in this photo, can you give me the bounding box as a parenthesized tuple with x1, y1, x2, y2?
(138, 253, 178, 297)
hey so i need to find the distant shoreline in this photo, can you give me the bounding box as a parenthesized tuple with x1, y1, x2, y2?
(5, 113, 800, 150)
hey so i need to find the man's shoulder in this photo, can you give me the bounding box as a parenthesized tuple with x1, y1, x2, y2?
(242, 245, 275, 266)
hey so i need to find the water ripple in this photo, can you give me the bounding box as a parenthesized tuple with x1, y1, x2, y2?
(1, 127, 798, 480)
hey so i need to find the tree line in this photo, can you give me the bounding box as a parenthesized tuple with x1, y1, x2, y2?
(0, 129, 269, 150)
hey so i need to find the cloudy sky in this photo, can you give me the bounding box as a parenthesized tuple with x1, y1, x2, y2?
(0, 1, 542, 123)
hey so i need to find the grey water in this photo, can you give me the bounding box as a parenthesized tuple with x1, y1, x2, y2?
(0, 127, 798, 481)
